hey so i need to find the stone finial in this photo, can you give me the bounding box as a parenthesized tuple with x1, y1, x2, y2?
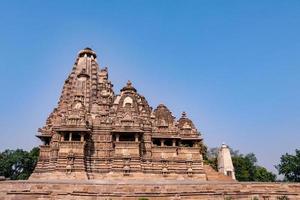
(121, 80, 137, 92)
(158, 103, 165, 107)
(84, 47, 92, 51)
(221, 142, 227, 148)
(181, 111, 187, 118)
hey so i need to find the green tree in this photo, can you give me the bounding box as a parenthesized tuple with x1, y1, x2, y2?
(254, 166, 276, 182)
(232, 153, 256, 181)
(0, 147, 39, 180)
(233, 153, 276, 182)
(276, 149, 300, 182)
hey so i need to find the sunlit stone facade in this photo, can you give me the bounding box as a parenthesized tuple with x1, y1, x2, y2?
(31, 48, 232, 181)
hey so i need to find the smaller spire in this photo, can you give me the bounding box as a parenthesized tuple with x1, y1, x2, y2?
(218, 143, 236, 180)
(181, 111, 187, 118)
(121, 80, 137, 92)
(158, 103, 166, 108)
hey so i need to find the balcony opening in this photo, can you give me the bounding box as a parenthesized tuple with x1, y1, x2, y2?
(43, 138, 51, 145)
(164, 140, 173, 146)
(64, 133, 70, 141)
(72, 133, 81, 141)
(181, 140, 194, 147)
(119, 133, 135, 141)
(152, 139, 160, 146)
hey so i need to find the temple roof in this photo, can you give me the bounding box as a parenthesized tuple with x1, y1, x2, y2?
(78, 47, 97, 58)
(177, 111, 196, 130)
(39, 48, 201, 140)
(121, 80, 137, 93)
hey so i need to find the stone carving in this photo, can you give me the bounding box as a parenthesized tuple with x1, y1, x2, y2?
(66, 151, 75, 174)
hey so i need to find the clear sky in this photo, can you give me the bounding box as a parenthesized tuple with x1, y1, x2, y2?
(0, 0, 299, 174)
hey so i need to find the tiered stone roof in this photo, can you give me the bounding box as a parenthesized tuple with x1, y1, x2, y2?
(31, 48, 231, 181)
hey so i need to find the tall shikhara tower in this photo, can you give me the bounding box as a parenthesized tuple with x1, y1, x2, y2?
(31, 48, 232, 181)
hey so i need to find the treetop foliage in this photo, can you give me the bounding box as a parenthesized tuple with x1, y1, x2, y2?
(0, 147, 39, 180)
(276, 149, 300, 182)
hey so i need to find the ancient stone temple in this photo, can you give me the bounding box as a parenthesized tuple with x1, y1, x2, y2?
(2, 47, 300, 199)
(30, 47, 228, 181)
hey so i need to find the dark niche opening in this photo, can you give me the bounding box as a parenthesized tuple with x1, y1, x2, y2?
(44, 138, 51, 145)
(164, 140, 173, 146)
(152, 139, 160, 146)
(72, 133, 81, 141)
(181, 140, 194, 147)
(119, 133, 135, 141)
(64, 133, 70, 141)
(227, 171, 232, 177)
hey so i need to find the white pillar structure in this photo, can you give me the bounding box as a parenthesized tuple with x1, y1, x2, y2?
(217, 143, 236, 180)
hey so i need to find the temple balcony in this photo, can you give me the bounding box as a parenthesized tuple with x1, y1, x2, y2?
(112, 132, 142, 158)
(178, 147, 203, 161)
(114, 141, 140, 158)
(36, 134, 52, 145)
(152, 146, 178, 160)
(58, 141, 86, 155)
(56, 131, 88, 156)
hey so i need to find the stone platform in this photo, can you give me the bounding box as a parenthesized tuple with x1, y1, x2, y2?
(0, 180, 300, 200)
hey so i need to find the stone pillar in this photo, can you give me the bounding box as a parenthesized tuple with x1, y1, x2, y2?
(172, 139, 176, 147)
(69, 132, 72, 141)
(143, 132, 152, 159)
(61, 134, 65, 141)
(80, 133, 84, 142)
(161, 139, 165, 147)
(135, 133, 139, 142)
(116, 133, 120, 142)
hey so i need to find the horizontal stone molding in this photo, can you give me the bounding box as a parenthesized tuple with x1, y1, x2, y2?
(0, 180, 300, 199)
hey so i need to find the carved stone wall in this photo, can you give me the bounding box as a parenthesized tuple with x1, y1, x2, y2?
(31, 48, 228, 181)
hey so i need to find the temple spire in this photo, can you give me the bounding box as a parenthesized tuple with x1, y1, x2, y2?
(121, 80, 137, 92)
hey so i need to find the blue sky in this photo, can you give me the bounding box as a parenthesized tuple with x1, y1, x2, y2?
(0, 0, 299, 174)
